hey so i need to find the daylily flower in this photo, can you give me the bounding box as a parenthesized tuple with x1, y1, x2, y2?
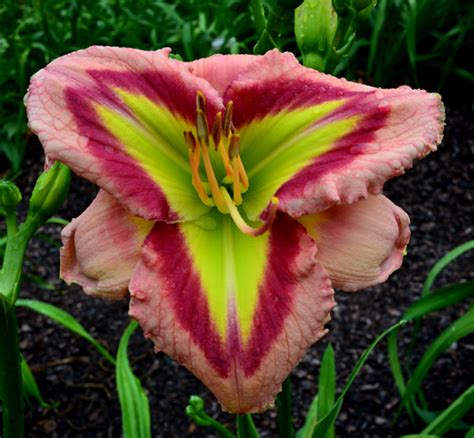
(26, 46, 444, 413)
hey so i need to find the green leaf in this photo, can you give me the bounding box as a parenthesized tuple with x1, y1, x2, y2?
(316, 344, 336, 438)
(399, 435, 440, 438)
(397, 307, 474, 416)
(389, 280, 474, 423)
(387, 329, 415, 423)
(297, 395, 319, 438)
(465, 427, 474, 438)
(16, 299, 115, 365)
(422, 241, 474, 297)
(404, 281, 474, 321)
(116, 321, 151, 438)
(311, 321, 406, 437)
(421, 386, 474, 435)
(20, 354, 49, 408)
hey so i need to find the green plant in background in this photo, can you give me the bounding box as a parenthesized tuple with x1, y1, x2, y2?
(356, 0, 474, 90)
(0, 163, 70, 437)
(0, 0, 257, 173)
(1, 0, 471, 172)
(294, 0, 376, 73)
(388, 241, 474, 437)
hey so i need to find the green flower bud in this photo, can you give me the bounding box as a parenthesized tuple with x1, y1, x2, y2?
(188, 395, 205, 412)
(295, 0, 338, 71)
(27, 162, 71, 224)
(0, 180, 22, 214)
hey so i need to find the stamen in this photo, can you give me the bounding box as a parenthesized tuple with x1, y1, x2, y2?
(185, 132, 214, 207)
(211, 112, 222, 151)
(196, 91, 206, 112)
(223, 101, 233, 137)
(237, 157, 249, 190)
(228, 134, 242, 204)
(201, 142, 229, 214)
(196, 109, 209, 146)
(228, 134, 240, 159)
(218, 142, 234, 177)
(232, 158, 242, 205)
(221, 188, 278, 236)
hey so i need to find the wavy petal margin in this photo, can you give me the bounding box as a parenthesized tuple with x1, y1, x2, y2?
(26, 46, 224, 221)
(299, 195, 410, 291)
(224, 50, 444, 219)
(129, 213, 335, 413)
(61, 190, 153, 298)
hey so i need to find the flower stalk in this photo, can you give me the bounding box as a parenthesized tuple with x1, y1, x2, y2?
(0, 164, 70, 438)
(277, 376, 294, 438)
(0, 294, 24, 438)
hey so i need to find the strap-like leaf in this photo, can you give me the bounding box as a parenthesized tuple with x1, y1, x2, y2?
(116, 320, 151, 438)
(397, 307, 474, 416)
(388, 281, 474, 422)
(16, 299, 115, 365)
(404, 281, 474, 321)
(422, 241, 474, 297)
(421, 386, 474, 435)
(311, 321, 406, 437)
(20, 354, 49, 408)
(316, 344, 336, 438)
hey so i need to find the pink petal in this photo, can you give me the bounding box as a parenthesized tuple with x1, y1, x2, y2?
(61, 190, 153, 298)
(300, 195, 410, 291)
(187, 54, 257, 96)
(225, 50, 444, 217)
(26, 46, 223, 221)
(129, 214, 335, 413)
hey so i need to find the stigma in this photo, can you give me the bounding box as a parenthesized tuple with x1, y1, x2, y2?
(184, 91, 277, 236)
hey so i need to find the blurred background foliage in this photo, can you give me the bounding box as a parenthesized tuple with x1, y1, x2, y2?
(0, 0, 472, 173)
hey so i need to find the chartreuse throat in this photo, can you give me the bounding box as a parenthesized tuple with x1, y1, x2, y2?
(184, 92, 278, 237)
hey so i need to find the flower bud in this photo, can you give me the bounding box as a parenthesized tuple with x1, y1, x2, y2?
(295, 0, 338, 71)
(0, 180, 22, 214)
(188, 395, 205, 413)
(27, 162, 71, 224)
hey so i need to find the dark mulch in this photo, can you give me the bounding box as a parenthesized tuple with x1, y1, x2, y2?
(10, 104, 474, 437)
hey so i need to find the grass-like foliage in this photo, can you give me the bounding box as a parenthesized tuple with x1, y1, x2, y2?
(1, 0, 471, 171)
(348, 0, 473, 91)
(0, 0, 257, 172)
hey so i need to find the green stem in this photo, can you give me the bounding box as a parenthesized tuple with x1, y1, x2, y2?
(236, 414, 259, 438)
(277, 376, 294, 438)
(0, 295, 24, 438)
(0, 216, 38, 304)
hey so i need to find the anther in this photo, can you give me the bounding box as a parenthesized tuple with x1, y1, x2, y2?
(223, 101, 233, 137)
(184, 131, 214, 207)
(212, 112, 222, 151)
(196, 109, 209, 146)
(196, 91, 206, 112)
(228, 134, 240, 159)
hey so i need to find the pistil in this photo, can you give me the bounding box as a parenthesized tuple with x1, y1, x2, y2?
(221, 188, 279, 237)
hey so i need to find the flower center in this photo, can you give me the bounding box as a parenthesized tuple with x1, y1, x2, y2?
(184, 91, 278, 236)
